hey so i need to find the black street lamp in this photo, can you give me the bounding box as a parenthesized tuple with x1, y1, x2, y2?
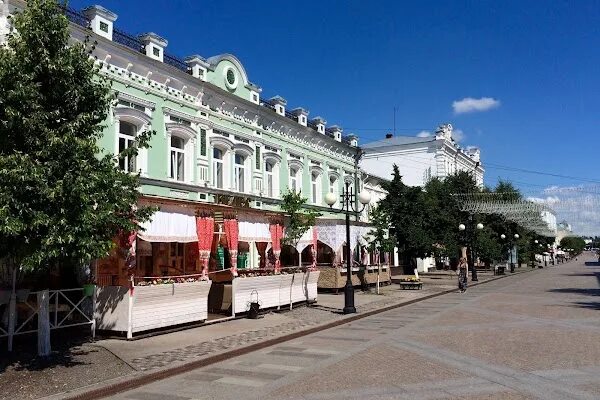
(325, 181, 371, 314)
(531, 239, 539, 268)
(501, 233, 519, 273)
(458, 217, 483, 282)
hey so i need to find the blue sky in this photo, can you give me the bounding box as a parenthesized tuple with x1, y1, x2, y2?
(70, 0, 600, 233)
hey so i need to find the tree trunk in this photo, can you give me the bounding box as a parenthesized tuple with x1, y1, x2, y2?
(37, 290, 51, 357)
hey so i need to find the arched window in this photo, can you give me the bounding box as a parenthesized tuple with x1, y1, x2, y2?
(170, 136, 185, 181)
(234, 153, 246, 192)
(265, 161, 274, 197)
(311, 172, 322, 205)
(289, 168, 299, 193)
(118, 121, 137, 172)
(213, 148, 224, 189)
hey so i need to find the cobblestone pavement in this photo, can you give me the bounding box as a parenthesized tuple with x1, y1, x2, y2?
(126, 279, 458, 371)
(109, 255, 600, 400)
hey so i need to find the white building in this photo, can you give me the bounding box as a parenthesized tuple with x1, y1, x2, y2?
(361, 124, 484, 188)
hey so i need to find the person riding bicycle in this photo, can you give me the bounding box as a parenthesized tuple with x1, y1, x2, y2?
(458, 257, 468, 293)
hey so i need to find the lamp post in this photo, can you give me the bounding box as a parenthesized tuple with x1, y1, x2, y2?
(531, 239, 538, 268)
(325, 182, 371, 314)
(458, 219, 483, 282)
(501, 233, 519, 273)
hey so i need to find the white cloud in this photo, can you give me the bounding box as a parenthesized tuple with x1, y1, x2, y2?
(453, 97, 500, 114)
(452, 128, 465, 142)
(416, 130, 431, 138)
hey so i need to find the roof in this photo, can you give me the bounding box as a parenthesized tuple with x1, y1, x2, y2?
(361, 135, 436, 150)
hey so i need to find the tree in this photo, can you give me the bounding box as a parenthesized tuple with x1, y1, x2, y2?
(381, 165, 432, 265)
(560, 236, 586, 254)
(365, 205, 396, 264)
(280, 190, 321, 267)
(0, 0, 155, 274)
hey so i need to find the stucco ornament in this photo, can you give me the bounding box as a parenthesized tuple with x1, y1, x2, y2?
(435, 123, 453, 141)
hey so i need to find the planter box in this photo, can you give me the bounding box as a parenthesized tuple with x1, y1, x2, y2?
(317, 266, 390, 290)
(232, 271, 321, 316)
(95, 281, 212, 338)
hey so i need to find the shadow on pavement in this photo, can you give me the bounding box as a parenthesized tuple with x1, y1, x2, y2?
(584, 261, 600, 266)
(571, 301, 600, 310)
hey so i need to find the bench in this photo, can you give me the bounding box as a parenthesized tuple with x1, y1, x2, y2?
(494, 266, 505, 275)
(399, 281, 422, 290)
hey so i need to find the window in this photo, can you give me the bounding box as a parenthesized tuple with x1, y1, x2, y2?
(290, 168, 299, 193)
(200, 129, 207, 157)
(234, 153, 246, 192)
(226, 69, 236, 86)
(213, 148, 224, 189)
(118, 121, 136, 172)
(255, 146, 261, 170)
(118, 100, 145, 112)
(170, 136, 185, 181)
(99, 21, 109, 33)
(312, 173, 321, 204)
(169, 242, 184, 270)
(152, 46, 160, 57)
(265, 161, 274, 197)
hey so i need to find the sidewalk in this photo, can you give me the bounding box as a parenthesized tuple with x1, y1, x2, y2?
(30, 267, 533, 400)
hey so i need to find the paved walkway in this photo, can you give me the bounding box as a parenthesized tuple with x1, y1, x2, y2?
(106, 255, 600, 400)
(94, 271, 493, 372)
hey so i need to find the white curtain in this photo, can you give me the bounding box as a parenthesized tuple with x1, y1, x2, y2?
(138, 207, 197, 242)
(238, 214, 271, 242)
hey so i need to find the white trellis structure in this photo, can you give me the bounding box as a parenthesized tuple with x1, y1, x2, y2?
(453, 192, 557, 237)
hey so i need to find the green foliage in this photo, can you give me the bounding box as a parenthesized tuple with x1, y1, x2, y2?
(380, 165, 432, 259)
(560, 236, 586, 254)
(365, 205, 396, 256)
(280, 190, 321, 248)
(0, 0, 155, 271)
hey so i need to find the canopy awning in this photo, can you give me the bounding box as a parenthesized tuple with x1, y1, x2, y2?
(238, 214, 271, 242)
(138, 207, 197, 243)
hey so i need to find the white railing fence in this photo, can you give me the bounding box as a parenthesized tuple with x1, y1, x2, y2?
(0, 288, 96, 353)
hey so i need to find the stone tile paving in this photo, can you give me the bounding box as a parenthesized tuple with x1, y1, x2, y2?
(123, 274, 477, 372)
(111, 255, 600, 400)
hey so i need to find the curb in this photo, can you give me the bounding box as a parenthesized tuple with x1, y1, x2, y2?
(58, 268, 535, 400)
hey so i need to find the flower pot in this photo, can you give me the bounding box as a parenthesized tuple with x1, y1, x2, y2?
(83, 283, 96, 297)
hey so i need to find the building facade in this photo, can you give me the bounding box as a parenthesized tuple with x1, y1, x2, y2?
(2, 1, 380, 287)
(361, 124, 485, 188)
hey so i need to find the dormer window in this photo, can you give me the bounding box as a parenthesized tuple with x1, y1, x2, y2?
(224, 66, 238, 90)
(100, 21, 109, 33)
(152, 46, 160, 57)
(227, 69, 236, 86)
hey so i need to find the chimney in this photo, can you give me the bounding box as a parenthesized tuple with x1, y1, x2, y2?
(310, 116, 326, 134)
(329, 125, 343, 142)
(291, 107, 309, 126)
(269, 96, 287, 116)
(385, 133, 393, 139)
(139, 32, 168, 62)
(83, 5, 118, 41)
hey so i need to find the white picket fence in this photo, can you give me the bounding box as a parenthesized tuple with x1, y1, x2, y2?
(0, 288, 95, 352)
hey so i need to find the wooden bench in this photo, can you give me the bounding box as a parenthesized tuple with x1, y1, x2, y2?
(399, 281, 422, 290)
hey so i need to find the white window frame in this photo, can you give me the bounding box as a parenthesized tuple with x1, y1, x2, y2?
(113, 107, 151, 176)
(165, 123, 196, 184)
(117, 120, 137, 173)
(170, 136, 186, 181)
(234, 152, 247, 193)
(212, 147, 225, 189)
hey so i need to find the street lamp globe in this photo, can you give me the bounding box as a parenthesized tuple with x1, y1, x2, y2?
(476, 223, 484, 230)
(514, 234, 520, 239)
(500, 234, 506, 239)
(458, 223, 466, 231)
(534, 239, 538, 244)
(324, 192, 337, 207)
(358, 190, 371, 205)
(539, 244, 543, 247)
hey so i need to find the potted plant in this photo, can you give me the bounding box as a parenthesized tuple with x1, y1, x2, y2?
(83, 276, 96, 297)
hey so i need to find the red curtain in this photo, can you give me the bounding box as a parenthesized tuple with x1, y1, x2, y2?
(256, 242, 268, 269)
(269, 223, 284, 273)
(311, 226, 318, 270)
(224, 218, 239, 276)
(196, 216, 214, 280)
